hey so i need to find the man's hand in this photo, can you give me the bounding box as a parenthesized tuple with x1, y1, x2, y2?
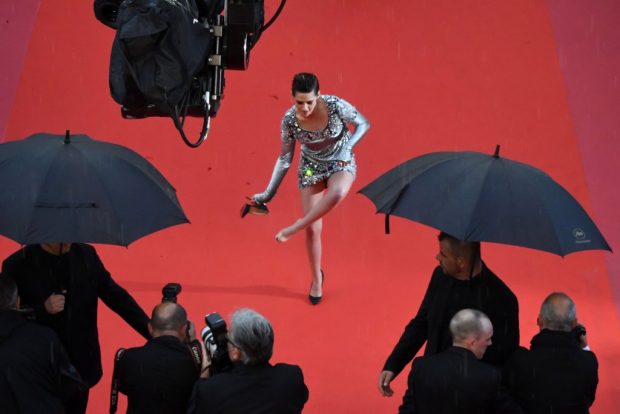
(378, 370, 395, 397)
(44, 291, 66, 314)
(186, 320, 196, 342)
(199, 341, 212, 379)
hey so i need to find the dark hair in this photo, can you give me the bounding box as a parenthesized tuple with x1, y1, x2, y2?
(150, 302, 188, 331)
(292, 72, 319, 96)
(0, 275, 18, 310)
(438, 232, 480, 261)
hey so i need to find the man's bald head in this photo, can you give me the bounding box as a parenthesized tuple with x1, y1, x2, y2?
(538, 292, 577, 332)
(150, 302, 188, 334)
(450, 309, 494, 359)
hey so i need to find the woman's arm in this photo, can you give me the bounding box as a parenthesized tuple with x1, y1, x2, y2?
(252, 118, 296, 204)
(336, 96, 370, 152)
(345, 110, 370, 151)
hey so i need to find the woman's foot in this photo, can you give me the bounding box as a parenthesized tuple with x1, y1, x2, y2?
(308, 270, 324, 305)
(275, 220, 302, 242)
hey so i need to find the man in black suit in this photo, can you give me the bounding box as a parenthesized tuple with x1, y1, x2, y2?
(399, 309, 522, 414)
(506, 292, 598, 414)
(188, 308, 309, 414)
(116, 301, 201, 413)
(378, 232, 519, 397)
(0, 275, 86, 414)
(1, 243, 150, 414)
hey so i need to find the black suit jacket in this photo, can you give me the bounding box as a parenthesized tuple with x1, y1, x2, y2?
(2, 244, 150, 386)
(505, 329, 598, 414)
(188, 362, 309, 414)
(0, 310, 84, 414)
(399, 346, 522, 414)
(384, 263, 519, 377)
(117, 335, 200, 414)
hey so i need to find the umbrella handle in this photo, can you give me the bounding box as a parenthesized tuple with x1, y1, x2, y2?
(385, 214, 390, 235)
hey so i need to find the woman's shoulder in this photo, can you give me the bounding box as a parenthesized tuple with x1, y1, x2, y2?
(324, 94, 356, 115)
(280, 107, 297, 128)
(322, 94, 340, 105)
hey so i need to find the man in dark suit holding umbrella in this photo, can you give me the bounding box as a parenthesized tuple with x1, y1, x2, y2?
(378, 232, 519, 398)
(1, 242, 150, 414)
(399, 309, 522, 413)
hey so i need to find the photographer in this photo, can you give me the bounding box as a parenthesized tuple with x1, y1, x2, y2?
(188, 308, 309, 414)
(505, 292, 598, 413)
(0, 275, 85, 413)
(116, 301, 201, 413)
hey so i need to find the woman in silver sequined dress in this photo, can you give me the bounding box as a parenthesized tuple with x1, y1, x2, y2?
(252, 73, 370, 304)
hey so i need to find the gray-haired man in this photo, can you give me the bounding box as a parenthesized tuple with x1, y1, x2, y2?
(188, 308, 308, 414)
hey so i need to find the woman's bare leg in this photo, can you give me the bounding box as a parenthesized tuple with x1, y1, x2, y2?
(275, 171, 355, 242)
(300, 183, 325, 297)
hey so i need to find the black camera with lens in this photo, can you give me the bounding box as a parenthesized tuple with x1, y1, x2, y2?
(201, 312, 233, 374)
(161, 283, 182, 303)
(574, 323, 586, 340)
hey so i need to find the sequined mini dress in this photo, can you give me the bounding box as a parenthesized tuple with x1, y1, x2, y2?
(255, 95, 368, 203)
(282, 95, 362, 188)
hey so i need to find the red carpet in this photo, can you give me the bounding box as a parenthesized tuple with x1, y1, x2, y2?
(1, 1, 619, 412)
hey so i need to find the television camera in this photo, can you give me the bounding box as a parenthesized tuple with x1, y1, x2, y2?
(94, 0, 286, 148)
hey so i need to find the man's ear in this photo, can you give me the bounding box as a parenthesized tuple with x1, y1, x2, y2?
(536, 315, 543, 329)
(228, 346, 242, 362)
(148, 322, 154, 337)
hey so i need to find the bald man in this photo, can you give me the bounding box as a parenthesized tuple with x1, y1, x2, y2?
(116, 302, 201, 414)
(506, 292, 598, 414)
(399, 309, 522, 414)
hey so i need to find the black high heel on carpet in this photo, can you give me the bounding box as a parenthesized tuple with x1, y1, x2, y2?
(309, 270, 324, 305)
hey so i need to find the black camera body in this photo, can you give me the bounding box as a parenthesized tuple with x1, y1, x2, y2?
(161, 283, 182, 303)
(574, 323, 586, 340)
(201, 312, 233, 374)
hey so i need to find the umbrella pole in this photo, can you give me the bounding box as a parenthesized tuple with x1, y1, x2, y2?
(468, 243, 481, 280)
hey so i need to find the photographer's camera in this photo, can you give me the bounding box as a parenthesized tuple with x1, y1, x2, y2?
(201, 312, 233, 374)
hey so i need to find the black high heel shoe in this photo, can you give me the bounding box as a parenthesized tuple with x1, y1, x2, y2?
(309, 270, 324, 305)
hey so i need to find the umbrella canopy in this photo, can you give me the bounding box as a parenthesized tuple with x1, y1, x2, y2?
(359, 146, 611, 256)
(0, 131, 189, 246)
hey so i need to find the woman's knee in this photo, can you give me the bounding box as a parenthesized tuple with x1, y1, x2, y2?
(306, 221, 323, 238)
(327, 186, 350, 204)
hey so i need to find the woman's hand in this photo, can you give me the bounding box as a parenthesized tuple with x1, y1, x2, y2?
(251, 192, 270, 204)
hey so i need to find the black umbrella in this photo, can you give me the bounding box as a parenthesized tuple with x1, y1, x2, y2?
(0, 131, 189, 246)
(359, 146, 611, 256)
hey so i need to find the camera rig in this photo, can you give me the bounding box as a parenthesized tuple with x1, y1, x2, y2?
(94, 0, 287, 148)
